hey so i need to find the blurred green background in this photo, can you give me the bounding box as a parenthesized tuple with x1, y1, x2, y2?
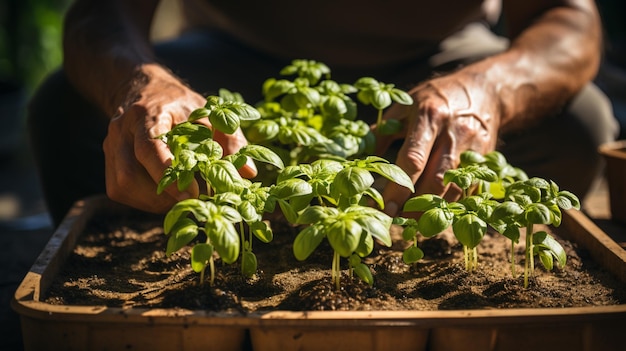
(0, 0, 71, 93)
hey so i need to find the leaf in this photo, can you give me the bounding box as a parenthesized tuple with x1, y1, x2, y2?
(188, 107, 210, 122)
(460, 150, 486, 166)
(272, 178, 313, 199)
(206, 218, 240, 264)
(371, 90, 392, 110)
(293, 225, 325, 261)
(245, 120, 280, 143)
(403, 245, 424, 264)
(191, 243, 214, 273)
(209, 108, 240, 135)
(403, 194, 445, 213)
(238, 144, 285, 170)
(241, 251, 258, 277)
(250, 220, 273, 243)
(163, 199, 208, 234)
(165, 218, 198, 256)
(205, 160, 244, 193)
(354, 232, 374, 257)
(452, 213, 486, 249)
(297, 205, 335, 224)
(353, 263, 374, 286)
(389, 88, 413, 105)
(326, 219, 362, 257)
(368, 162, 415, 192)
(525, 203, 552, 225)
(533, 231, 567, 269)
(418, 208, 453, 237)
(333, 167, 374, 197)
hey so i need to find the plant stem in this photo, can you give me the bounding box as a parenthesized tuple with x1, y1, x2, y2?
(376, 109, 383, 130)
(209, 256, 215, 286)
(332, 251, 341, 290)
(510, 240, 516, 277)
(524, 224, 534, 288)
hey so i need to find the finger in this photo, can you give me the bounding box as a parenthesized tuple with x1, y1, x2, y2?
(382, 113, 435, 216)
(104, 127, 181, 213)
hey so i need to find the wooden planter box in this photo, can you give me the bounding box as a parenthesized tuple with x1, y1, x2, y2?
(599, 139, 626, 223)
(12, 196, 626, 351)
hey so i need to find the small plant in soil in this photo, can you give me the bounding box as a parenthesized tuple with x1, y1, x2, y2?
(399, 150, 580, 287)
(158, 60, 415, 288)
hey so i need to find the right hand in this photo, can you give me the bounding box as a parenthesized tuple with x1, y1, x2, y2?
(103, 64, 256, 214)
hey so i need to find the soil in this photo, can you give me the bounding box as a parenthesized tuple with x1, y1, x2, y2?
(44, 209, 626, 313)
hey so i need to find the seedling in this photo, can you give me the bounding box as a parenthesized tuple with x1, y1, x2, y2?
(157, 91, 288, 285)
(490, 177, 580, 287)
(291, 157, 414, 290)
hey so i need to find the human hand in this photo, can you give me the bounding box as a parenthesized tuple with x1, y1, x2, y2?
(103, 64, 256, 214)
(375, 71, 501, 216)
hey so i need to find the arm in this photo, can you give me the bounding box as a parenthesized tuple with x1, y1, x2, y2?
(378, 0, 602, 215)
(63, 0, 256, 214)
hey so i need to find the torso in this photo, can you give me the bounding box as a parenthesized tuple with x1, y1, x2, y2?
(180, 0, 488, 67)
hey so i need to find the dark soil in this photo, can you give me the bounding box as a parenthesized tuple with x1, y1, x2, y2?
(44, 210, 626, 313)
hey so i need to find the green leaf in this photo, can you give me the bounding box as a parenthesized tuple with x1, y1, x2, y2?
(297, 205, 335, 224)
(371, 90, 392, 110)
(368, 162, 415, 192)
(333, 167, 374, 197)
(389, 88, 413, 105)
(191, 243, 214, 273)
(164, 199, 209, 234)
(378, 119, 402, 135)
(250, 220, 273, 243)
(293, 225, 325, 261)
(209, 107, 240, 134)
(452, 213, 486, 249)
(165, 218, 198, 256)
(241, 250, 258, 277)
(403, 245, 424, 264)
(460, 150, 486, 166)
(157, 167, 177, 195)
(206, 218, 240, 264)
(238, 144, 285, 170)
(188, 107, 210, 122)
(525, 203, 552, 225)
(418, 207, 453, 237)
(272, 178, 313, 199)
(205, 160, 244, 193)
(533, 231, 567, 269)
(327, 219, 362, 257)
(245, 120, 280, 143)
(403, 194, 445, 212)
(354, 232, 374, 257)
(402, 225, 419, 241)
(353, 263, 374, 286)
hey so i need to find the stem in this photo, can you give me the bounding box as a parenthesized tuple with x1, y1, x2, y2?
(376, 109, 383, 129)
(199, 266, 205, 285)
(472, 247, 478, 272)
(524, 224, 534, 288)
(209, 256, 215, 286)
(510, 240, 516, 277)
(239, 222, 246, 275)
(332, 251, 341, 290)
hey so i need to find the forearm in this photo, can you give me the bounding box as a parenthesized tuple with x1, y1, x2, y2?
(63, 0, 161, 117)
(465, 0, 602, 133)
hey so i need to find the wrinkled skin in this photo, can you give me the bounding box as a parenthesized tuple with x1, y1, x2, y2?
(376, 72, 500, 216)
(103, 65, 256, 213)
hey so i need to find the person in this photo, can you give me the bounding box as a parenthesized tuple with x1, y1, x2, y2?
(28, 0, 618, 227)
